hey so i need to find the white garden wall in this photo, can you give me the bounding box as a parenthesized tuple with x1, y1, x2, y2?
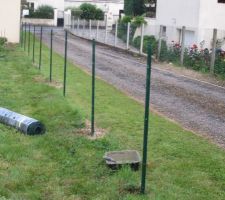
(22, 18, 55, 26)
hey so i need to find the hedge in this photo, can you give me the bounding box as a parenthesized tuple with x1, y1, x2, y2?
(26, 5, 54, 19)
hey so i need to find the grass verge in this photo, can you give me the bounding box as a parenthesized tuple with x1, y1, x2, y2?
(0, 34, 225, 200)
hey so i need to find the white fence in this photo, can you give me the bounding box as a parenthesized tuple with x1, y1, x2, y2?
(64, 13, 225, 73)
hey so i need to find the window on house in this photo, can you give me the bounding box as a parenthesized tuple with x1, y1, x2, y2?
(145, 1, 157, 18)
(218, 0, 225, 3)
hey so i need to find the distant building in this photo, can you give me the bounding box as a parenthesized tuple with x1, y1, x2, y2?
(0, 0, 21, 43)
(65, 0, 124, 22)
(140, 0, 225, 49)
(26, 0, 124, 26)
(27, 0, 65, 25)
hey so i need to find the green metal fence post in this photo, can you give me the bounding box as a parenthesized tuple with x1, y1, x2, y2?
(28, 24, 31, 55)
(33, 25, 36, 63)
(24, 23, 27, 51)
(50, 29, 53, 82)
(141, 44, 152, 194)
(91, 39, 96, 136)
(63, 30, 68, 97)
(39, 26, 43, 70)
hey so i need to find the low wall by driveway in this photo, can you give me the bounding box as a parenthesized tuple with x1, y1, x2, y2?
(22, 18, 56, 26)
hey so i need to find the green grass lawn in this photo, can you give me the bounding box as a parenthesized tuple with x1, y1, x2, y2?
(0, 34, 225, 200)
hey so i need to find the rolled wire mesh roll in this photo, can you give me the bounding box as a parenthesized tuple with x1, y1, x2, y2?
(0, 107, 45, 135)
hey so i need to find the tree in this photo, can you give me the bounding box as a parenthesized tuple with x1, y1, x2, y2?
(80, 3, 97, 20)
(124, 0, 146, 16)
(124, 0, 134, 16)
(79, 3, 104, 20)
(133, 0, 145, 16)
(28, 5, 54, 19)
(95, 8, 104, 20)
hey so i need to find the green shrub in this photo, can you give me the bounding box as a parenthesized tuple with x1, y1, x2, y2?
(132, 16, 147, 27)
(0, 37, 7, 46)
(79, 3, 104, 20)
(162, 43, 180, 62)
(0, 37, 7, 56)
(158, 40, 168, 61)
(133, 35, 157, 53)
(27, 5, 54, 19)
(121, 16, 133, 24)
(214, 53, 225, 76)
(117, 16, 140, 43)
(95, 8, 104, 20)
(117, 22, 128, 42)
(132, 33, 225, 77)
(117, 16, 147, 45)
(117, 20, 137, 43)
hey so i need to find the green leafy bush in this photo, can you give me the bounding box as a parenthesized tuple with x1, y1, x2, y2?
(121, 16, 133, 24)
(117, 22, 128, 42)
(132, 34, 225, 77)
(161, 42, 181, 62)
(214, 51, 225, 76)
(95, 8, 104, 20)
(117, 16, 147, 44)
(132, 16, 147, 27)
(183, 47, 209, 71)
(27, 5, 54, 19)
(117, 21, 137, 43)
(0, 37, 7, 46)
(117, 16, 143, 43)
(80, 3, 104, 20)
(158, 40, 168, 61)
(132, 35, 157, 53)
(0, 37, 7, 57)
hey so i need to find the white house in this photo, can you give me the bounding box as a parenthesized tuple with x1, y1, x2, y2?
(65, 0, 124, 23)
(26, 0, 123, 26)
(0, 0, 21, 43)
(26, 0, 65, 25)
(141, 0, 225, 49)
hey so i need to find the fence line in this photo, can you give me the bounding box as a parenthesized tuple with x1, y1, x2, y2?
(20, 23, 153, 194)
(64, 16, 225, 74)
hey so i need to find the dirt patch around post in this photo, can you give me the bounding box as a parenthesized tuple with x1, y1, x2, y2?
(33, 76, 63, 89)
(77, 120, 107, 140)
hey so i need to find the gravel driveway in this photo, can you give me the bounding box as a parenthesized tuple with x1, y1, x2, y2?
(37, 28, 225, 148)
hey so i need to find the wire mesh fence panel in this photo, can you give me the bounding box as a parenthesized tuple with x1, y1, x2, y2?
(126, 23, 225, 77)
(20, 22, 225, 112)
(21, 21, 225, 80)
